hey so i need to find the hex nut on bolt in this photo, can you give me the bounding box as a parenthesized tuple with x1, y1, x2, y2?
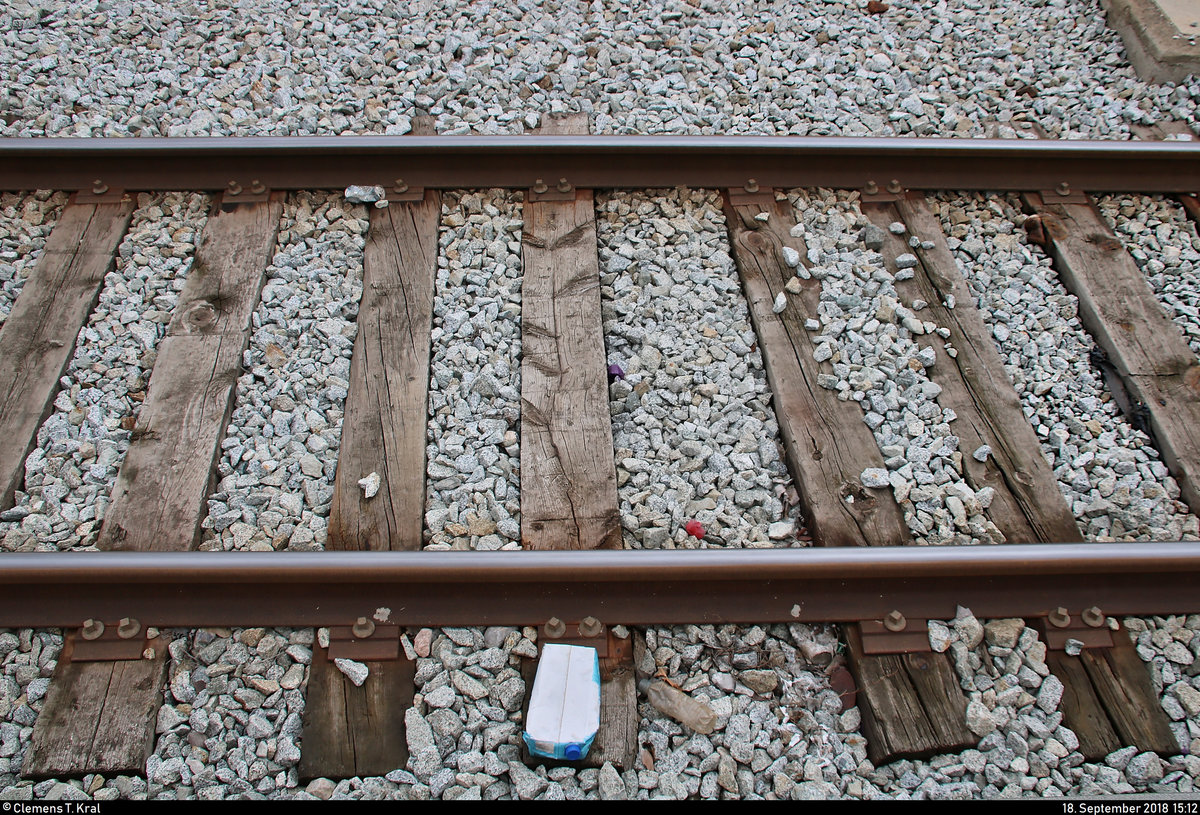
(117, 617, 141, 639)
(556, 178, 572, 193)
(1081, 607, 1105, 628)
(81, 619, 105, 640)
(352, 617, 376, 639)
(578, 617, 603, 638)
(544, 617, 567, 638)
(884, 610, 907, 632)
(532, 178, 549, 194)
(1048, 607, 1071, 628)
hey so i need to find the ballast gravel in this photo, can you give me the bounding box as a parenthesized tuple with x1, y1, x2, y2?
(4, 617, 1198, 799)
(1, 0, 1198, 140)
(0, 191, 69, 329)
(146, 627, 310, 799)
(422, 189, 524, 551)
(200, 192, 366, 553)
(597, 188, 798, 549)
(4, 0, 1200, 803)
(785, 188, 1005, 546)
(928, 193, 1199, 542)
(0, 192, 210, 552)
(1096, 195, 1200, 358)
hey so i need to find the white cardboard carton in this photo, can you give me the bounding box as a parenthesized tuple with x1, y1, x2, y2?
(522, 643, 601, 761)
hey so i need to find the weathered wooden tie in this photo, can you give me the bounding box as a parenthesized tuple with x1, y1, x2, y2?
(519, 125, 621, 551)
(1034, 618, 1179, 759)
(722, 189, 973, 764)
(0, 195, 134, 512)
(518, 113, 636, 771)
(720, 192, 908, 549)
(1023, 191, 1200, 516)
(297, 182, 440, 780)
(1017, 190, 1185, 758)
(25, 191, 284, 777)
(867, 192, 1177, 760)
(864, 193, 1084, 545)
(844, 626, 976, 763)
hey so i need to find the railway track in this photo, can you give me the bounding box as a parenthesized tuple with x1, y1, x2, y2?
(1, 124, 1200, 799)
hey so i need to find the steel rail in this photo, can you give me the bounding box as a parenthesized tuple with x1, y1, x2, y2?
(0, 135, 1197, 193)
(1, 543, 1197, 630)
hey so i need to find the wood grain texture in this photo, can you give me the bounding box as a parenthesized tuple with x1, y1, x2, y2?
(27, 193, 282, 777)
(1045, 647, 1122, 760)
(24, 634, 168, 777)
(1034, 619, 1176, 759)
(516, 114, 636, 771)
(301, 186, 439, 780)
(845, 626, 975, 764)
(0, 199, 133, 511)
(328, 192, 440, 552)
(1023, 192, 1200, 516)
(1080, 631, 1179, 756)
(592, 663, 638, 769)
(98, 192, 284, 552)
(866, 196, 1082, 544)
(721, 195, 908, 548)
(298, 645, 415, 780)
(520, 192, 620, 550)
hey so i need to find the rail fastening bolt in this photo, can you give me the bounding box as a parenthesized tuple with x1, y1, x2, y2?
(81, 619, 105, 641)
(544, 617, 567, 638)
(393, 178, 409, 194)
(1081, 606, 1105, 628)
(884, 610, 907, 632)
(532, 178, 549, 194)
(887, 179, 902, 194)
(864, 180, 879, 195)
(1056, 182, 1071, 196)
(250, 179, 266, 195)
(117, 617, 141, 639)
(1048, 607, 1071, 628)
(578, 616, 603, 638)
(92, 180, 108, 195)
(744, 178, 760, 193)
(352, 617, 376, 639)
(226, 180, 242, 196)
(557, 178, 572, 193)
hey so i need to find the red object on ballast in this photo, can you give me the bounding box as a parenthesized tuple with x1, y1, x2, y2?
(684, 521, 705, 539)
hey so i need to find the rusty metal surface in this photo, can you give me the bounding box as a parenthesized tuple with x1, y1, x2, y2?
(858, 620, 933, 655)
(0, 136, 1197, 193)
(0, 543, 1197, 629)
(326, 624, 401, 661)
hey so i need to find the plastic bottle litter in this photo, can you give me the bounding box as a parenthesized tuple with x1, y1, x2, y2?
(638, 678, 717, 734)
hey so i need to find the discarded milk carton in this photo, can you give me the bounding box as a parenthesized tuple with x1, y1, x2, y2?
(522, 643, 601, 761)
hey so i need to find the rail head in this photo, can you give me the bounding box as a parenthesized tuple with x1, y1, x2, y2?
(0, 135, 1196, 193)
(1, 543, 1198, 629)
